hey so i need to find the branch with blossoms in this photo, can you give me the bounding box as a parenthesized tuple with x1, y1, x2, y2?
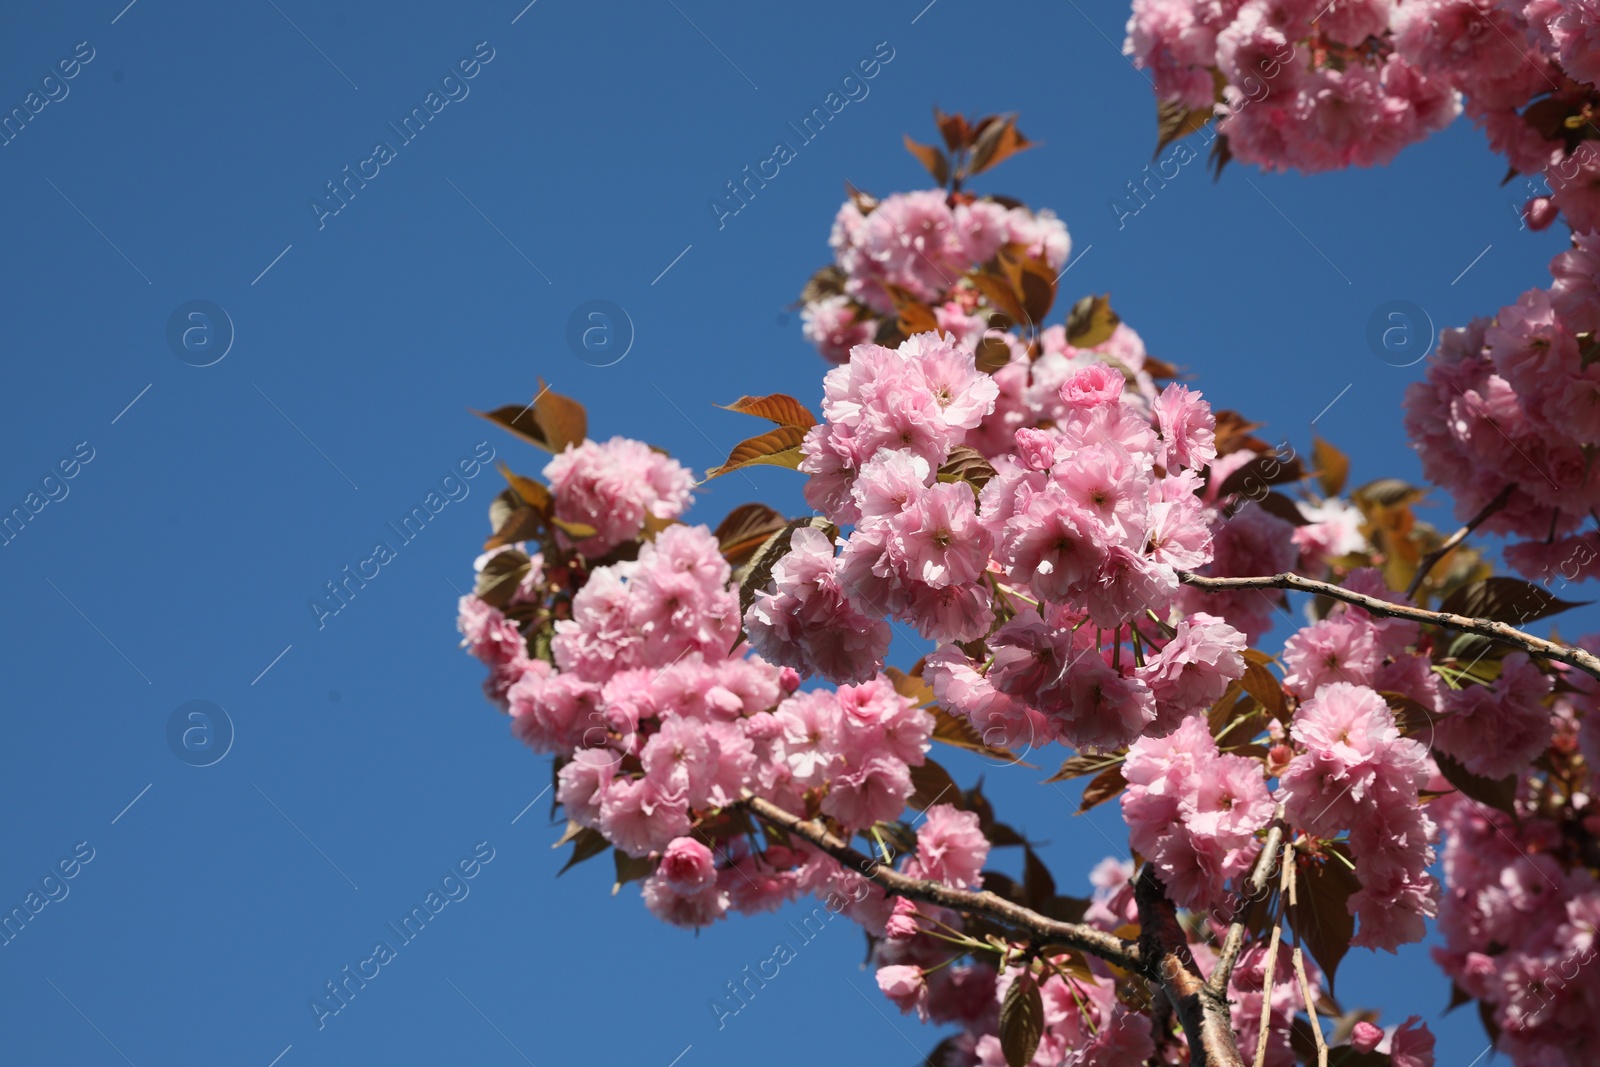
(450, 107, 1600, 1067)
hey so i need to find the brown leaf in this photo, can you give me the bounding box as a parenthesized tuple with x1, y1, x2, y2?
(931, 707, 1028, 764)
(736, 516, 833, 622)
(497, 463, 552, 511)
(1213, 410, 1269, 456)
(1437, 576, 1587, 625)
(934, 107, 971, 153)
(1077, 765, 1127, 813)
(969, 115, 1036, 176)
(1156, 97, 1215, 155)
(1023, 847, 1056, 906)
(703, 425, 809, 481)
(971, 271, 1030, 329)
(1257, 490, 1311, 527)
(908, 758, 963, 812)
(713, 503, 788, 566)
(999, 972, 1045, 1067)
(612, 850, 655, 895)
(475, 548, 531, 608)
(484, 500, 543, 551)
(1239, 661, 1286, 720)
(975, 334, 1013, 373)
(903, 133, 950, 186)
(1312, 436, 1351, 498)
(1216, 452, 1306, 499)
(1434, 752, 1517, 815)
(718, 393, 817, 430)
(473, 379, 588, 454)
(1064, 294, 1120, 348)
(798, 264, 847, 305)
(937, 446, 996, 491)
(885, 664, 935, 705)
(555, 825, 610, 875)
(548, 515, 599, 539)
(1045, 754, 1121, 784)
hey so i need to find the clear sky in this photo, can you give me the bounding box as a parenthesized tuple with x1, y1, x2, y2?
(0, 1, 1575, 1064)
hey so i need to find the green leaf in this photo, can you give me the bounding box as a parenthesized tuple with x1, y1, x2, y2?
(554, 823, 610, 875)
(1437, 576, 1587, 625)
(999, 972, 1045, 1067)
(1155, 97, 1215, 155)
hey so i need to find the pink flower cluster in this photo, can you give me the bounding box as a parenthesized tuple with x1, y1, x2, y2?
(1124, 0, 1461, 173)
(1404, 234, 1600, 576)
(1123, 715, 1276, 910)
(1433, 794, 1600, 1063)
(1278, 682, 1439, 950)
(543, 436, 695, 556)
(827, 190, 1068, 310)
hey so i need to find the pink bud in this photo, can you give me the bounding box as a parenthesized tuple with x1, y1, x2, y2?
(1524, 196, 1558, 231)
(1350, 1020, 1384, 1053)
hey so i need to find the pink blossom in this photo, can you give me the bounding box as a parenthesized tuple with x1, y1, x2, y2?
(875, 964, 928, 1017)
(905, 803, 990, 888)
(543, 436, 694, 556)
(658, 837, 717, 895)
(1152, 383, 1218, 471)
(1434, 653, 1554, 778)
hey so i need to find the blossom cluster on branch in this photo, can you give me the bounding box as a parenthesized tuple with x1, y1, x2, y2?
(451, 92, 1600, 1065)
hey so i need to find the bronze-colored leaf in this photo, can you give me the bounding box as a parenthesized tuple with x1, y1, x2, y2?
(1014, 255, 1056, 325)
(497, 462, 552, 511)
(934, 106, 970, 153)
(548, 515, 599, 539)
(736, 516, 833, 621)
(937, 446, 996, 491)
(1216, 452, 1306, 499)
(612, 850, 655, 895)
(473, 379, 587, 454)
(718, 393, 817, 429)
(703, 425, 809, 481)
(1023, 847, 1056, 906)
(1437, 576, 1587, 625)
(1238, 661, 1286, 720)
(1077, 765, 1127, 814)
(932, 707, 1029, 764)
(999, 972, 1045, 1067)
(484, 503, 543, 551)
(1045, 753, 1121, 783)
(971, 271, 1030, 329)
(969, 115, 1036, 176)
(1213, 410, 1269, 456)
(885, 664, 935, 705)
(475, 548, 531, 608)
(713, 503, 788, 567)
(1353, 478, 1426, 509)
(903, 133, 950, 186)
(908, 758, 963, 812)
(799, 264, 847, 305)
(1312, 436, 1351, 498)
(1156, 97, 1215, 155)
(1257, 490, 1311, 527)
(1064, 294, 1120, 349)
(975, 334, 1014, 373)
(1434, 752, 1517, 815)
(555, 824, 610, 875)
(845, 180, 878, 216)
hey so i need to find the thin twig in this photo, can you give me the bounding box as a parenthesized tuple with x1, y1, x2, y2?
(1254, 845, 1294, 1067)
(741, 794, 1140, 970)
(1210, 810, 1286, 996)
(1293, 946, 1328, 1067)
(1177, 570, 1600, 681)
(1405, 483, 1515, 598)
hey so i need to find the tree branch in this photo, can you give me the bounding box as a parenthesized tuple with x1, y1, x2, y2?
(1208, 814, 1286, 997)
(740, 794, 1141, 971)
(1176, 570, 1600, 681)
(1136, 867, 1245, 1067)
(1404, 483, 1514, 599)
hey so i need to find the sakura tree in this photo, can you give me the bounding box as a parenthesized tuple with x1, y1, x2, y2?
(453, 7, 1600, 1057)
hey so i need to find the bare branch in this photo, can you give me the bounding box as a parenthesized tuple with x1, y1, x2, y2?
(1136, 867, 1246, 1066)
(1405, 483, 1515, 599)
(1176, 570, 1600, 681)
(740, 794, 1141, 970)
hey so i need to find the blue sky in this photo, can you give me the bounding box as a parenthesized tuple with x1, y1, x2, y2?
(0, 1, 1575, 1064)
